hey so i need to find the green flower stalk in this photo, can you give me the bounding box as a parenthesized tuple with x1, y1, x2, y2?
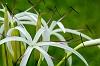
(34, 11, 42, 66)
(4, 5, 9, 34)
(1, 4, 25, 66)
(57, 39, 100, 66)
(2, 6, 10, 66)
(1, 5, 7, 65)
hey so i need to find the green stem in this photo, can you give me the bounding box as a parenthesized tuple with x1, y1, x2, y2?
(56, 38, 100, 66)
(56, 44, 83, 66)
(2, 44, 7, 66)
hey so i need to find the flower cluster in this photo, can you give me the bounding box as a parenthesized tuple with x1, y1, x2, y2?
(0, 2, 100, 66)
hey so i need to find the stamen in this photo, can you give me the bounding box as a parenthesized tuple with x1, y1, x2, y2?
(76, 28, 86, 32)
(70, 6, 79, 14)
(58, 9, 72, 22)
(50, 55, 60, 60)
(80, 33, 85, 47)
(27, 0, 42, 12)
(66, 33, 74, 41)
(5, 4, 18, 20)
(47, 7, 54, 12)
(5, 3, 14, 16)
(47, 8, 57, 24)
(68, 39, 80, 44)
(6, 4, 25, 28)
(0, 33, 10, 37)
(28, 0, 34, 5)
(0, 1, 4, 8)
(86, 24, 92, 33)
(12, 0, 16, 13)
(42, 40, 68, 43)
(15, 55, 25, 65)
(55, 6, 62, 17)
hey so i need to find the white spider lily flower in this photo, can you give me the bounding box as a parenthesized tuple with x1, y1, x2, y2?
(49, 20, 92, 66)
(1, 8, 92, 65)
(21, 12, 92, 66)
(0, 4, 92, 66)
(0, 26, 89, 66)
(0, 6, 41, 55)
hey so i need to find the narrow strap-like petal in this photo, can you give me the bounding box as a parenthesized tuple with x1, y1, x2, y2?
(20, 46, 33, 66)
(51, 28, 92, 40)
(57, 22, 66, 33)
(0, 36, 30, 45)
(7, 26, 32, 42)
(34, 46, 54, 66)
(37, 42, 88, 66)
(32, 27, 45, 44)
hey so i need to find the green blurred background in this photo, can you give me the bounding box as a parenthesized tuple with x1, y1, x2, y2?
(0, 0, 100, 66)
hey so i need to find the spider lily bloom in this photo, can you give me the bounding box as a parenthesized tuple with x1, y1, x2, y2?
(0, 3, 43, 55)
(0, 3, 92, 66)
(0, 4, 38, 65)
(17, 12, 93, 66)
(0, 26, 89, 66)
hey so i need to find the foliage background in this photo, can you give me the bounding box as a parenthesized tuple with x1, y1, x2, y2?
(0, 0, 100, 66)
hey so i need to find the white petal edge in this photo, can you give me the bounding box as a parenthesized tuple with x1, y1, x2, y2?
(52, 32, 72, 66)
(0, 24, 4, 38)
(0, 36, 30, 45)
(32, 28, 45, 44)
(20, 46, 33, 66)
(57, 22, 66, 33)
(0, 17, 4, 21)
(34, 46, 54, 66)
(49, 21, 57, 31)
(7, 26, 32, 42)
(51, 28, 92, 40)
(37, 42, 88, 66)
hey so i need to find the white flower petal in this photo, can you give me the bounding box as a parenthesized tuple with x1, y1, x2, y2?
(0, 9, 4, 12)
(20, 46, 33, 66)
(15, 26, 32, 41)
(57, 22, 66, 33)
(19, 30, 27, 49)
(0, 3, 4, 8)
(7, 26, 32, 42)
(0, 36, 30, 55)
(41, 29, 50, 60)
(37, 42, 88, 66)
(7, 11, 13, 23)
(18, 16, 33, 21)
(21, 21, 36, 26)
(52, 32, 67, 42)
(49, 21, 57, 31)
(7, 42, 14, 55)
(0, 24, 4, 37)
(52, 32, 72, 66)
(32, 28, 45, 44)
(51, 28, 92, 40)
(82, 38, 100, 47)
(42, 29, 50, 51)
(34, 46, 54, 66)
(0, 37, 30, 45)
(15, 12, 36, 18)
(0, 17, 4, 21)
